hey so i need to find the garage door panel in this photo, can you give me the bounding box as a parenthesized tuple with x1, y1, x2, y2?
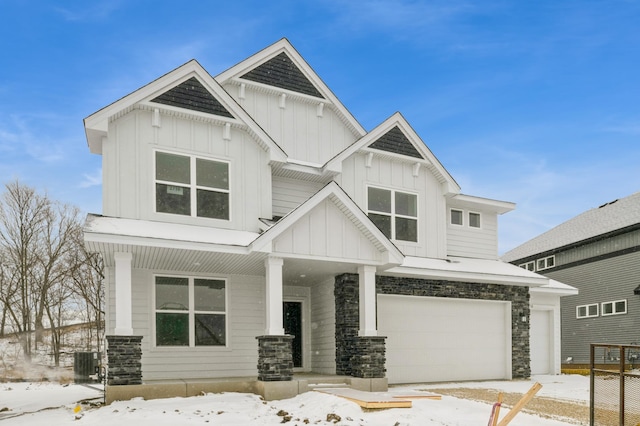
(378, 294, 512, 384)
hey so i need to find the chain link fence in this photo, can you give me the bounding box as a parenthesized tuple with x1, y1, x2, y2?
(590, 344, 640, 426)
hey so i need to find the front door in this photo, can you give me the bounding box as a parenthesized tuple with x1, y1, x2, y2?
(283, 301, 303, 368)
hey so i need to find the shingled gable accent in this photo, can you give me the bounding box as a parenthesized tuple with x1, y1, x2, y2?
(151, 77, 234, 118)
(240, 52, 325, 99)
(369, 126, 424, 159)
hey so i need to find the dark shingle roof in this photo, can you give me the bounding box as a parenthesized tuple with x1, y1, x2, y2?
(502, 191, 640, 262)
(151, 77, 234, 118)
(369, 126, 424, 159)
(240, 52, 324, 98)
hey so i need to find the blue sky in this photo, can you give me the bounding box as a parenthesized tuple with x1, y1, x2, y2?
(1, 0, 639, 254)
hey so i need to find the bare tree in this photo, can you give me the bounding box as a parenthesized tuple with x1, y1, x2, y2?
(0, 180, 49, 360)
(69, 232, 104, 352)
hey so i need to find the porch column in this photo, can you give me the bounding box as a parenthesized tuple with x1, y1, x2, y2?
(264, 256, 285, 335)
(358, 265, 377, 337)
(114, 252, 133, 335)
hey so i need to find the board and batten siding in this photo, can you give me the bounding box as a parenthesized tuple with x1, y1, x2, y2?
(548, 250, 640, 364)
(106, 269, 265, 380)
(272, 198, 383, 263)
(103, 109, 272, 232)
(336, 152, 447, 258)
(446, 207, 499, 260)
(272, 176, 323, 218)
(225, 84, 358, 165)
(310, 278, 336, 374)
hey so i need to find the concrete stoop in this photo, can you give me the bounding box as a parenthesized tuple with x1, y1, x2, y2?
(105, 376, 388, 404)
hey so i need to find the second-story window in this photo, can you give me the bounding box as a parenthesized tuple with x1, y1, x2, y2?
(367, 186, 418, 242)
(155, 151, 229, 220)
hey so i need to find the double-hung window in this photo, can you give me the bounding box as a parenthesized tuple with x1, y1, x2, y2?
(367, 186, 418, 242)
(155, 151, 230, 220)
(155, 276, 227, 347)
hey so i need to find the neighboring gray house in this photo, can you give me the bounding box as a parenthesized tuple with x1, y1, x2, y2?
(83, 38, 574, 403)
(502, 191, 640, 366)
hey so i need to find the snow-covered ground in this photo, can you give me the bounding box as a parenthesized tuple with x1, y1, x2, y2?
(0, 374, 589, 425)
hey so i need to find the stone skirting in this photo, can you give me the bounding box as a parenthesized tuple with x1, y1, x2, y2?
(106, 335, 143, 386)
(351, 336, 386, 378)
(256, 335, 294, 381)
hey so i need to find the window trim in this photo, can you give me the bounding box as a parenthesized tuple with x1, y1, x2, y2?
(366, 185, 419, 243)
(154, 149, 231, 221)
(536, 255, 556, 271)
(153, 274, 229, 349)
(450, 208, 464, 226)
(576, 303, 599, 319)
(601, 299, 627, 317)
(519, 261, 535, 272)
(468, 211, 482, 229)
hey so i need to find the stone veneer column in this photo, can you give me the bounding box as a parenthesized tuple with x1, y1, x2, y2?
(334, 273, 359, 376)
(351, 336, 387, 378)
(106, 335, 142, 385)
(256, 335, 294, 381)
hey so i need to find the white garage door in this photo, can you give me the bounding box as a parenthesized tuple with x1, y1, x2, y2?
(377, 294, 512, 384)
(530, 309, 552, 375)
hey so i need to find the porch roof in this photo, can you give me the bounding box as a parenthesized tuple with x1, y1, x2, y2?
(385, 256, 551, 287)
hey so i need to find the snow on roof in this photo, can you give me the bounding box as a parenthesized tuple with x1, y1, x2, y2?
(387, 255, 550, 287)
(84, 214, 259, 247)
(530, 279, 579, 295)
(502, 191, 640, 262)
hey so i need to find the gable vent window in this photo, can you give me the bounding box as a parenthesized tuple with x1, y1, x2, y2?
(536, 255, 555, 271)
(576, 303, 599, 319)
(155, 151, 230, 220)
(602, 299, 627, 316)
(367, 186, 418, 242)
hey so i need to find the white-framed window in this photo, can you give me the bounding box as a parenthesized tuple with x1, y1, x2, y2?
(519, 261, 535, 271)
(576, 303, 599, 319)
(469, 212, 481, 228)
(155, 151, 230, 220)
(536, 255, 555, 271)
(367, 186, 418, 242)
(602, 299, 627, 316)
(154, 275, 227, 347)
(450, 209, 463, 226)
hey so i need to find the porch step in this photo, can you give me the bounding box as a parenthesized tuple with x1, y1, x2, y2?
(307, 382, 350, 389)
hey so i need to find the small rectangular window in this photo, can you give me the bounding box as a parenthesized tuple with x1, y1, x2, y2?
(469, 212, 481, 228)
(450, 209, 463, 226)
(519, 261, 535, 271)
(576, 303, 599, 319)
(602, 300, 627, 316)
(536, 255, 556, 271)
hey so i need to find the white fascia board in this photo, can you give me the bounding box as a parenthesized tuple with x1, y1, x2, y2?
(530, 279, 579, 296)
(452, 194, 516, 214)
(386, 256, 549, 287)
(84, 231, 251, 255)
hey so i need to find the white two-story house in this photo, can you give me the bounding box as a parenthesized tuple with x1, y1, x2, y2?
(83, 39, 576, 402)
